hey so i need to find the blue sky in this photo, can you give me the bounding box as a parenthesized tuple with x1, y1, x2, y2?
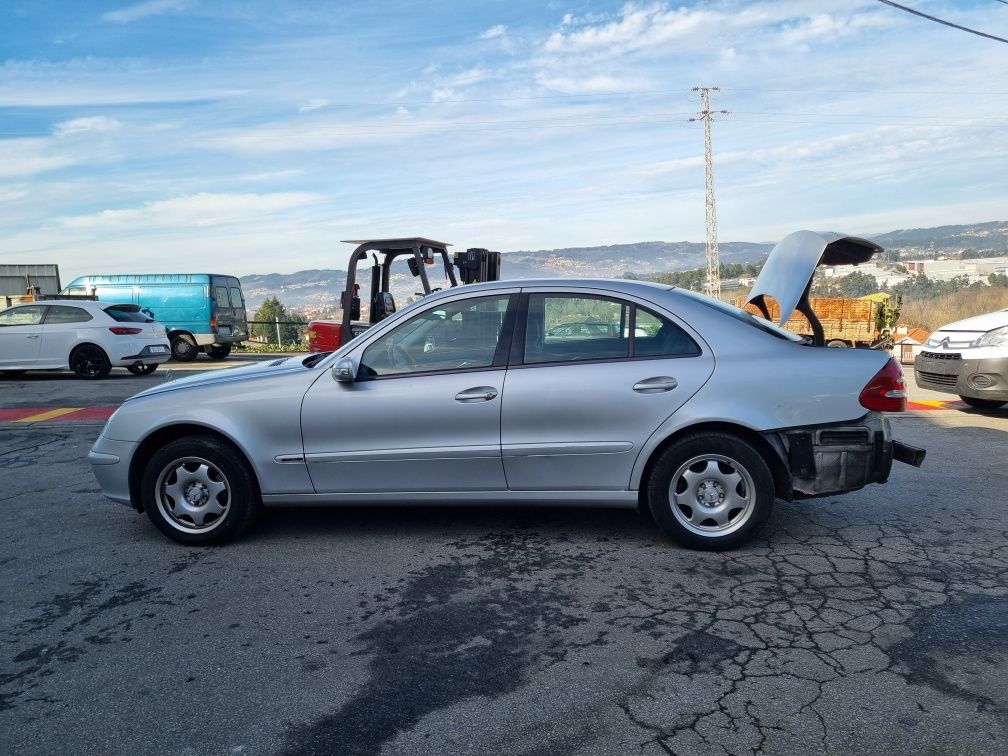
(1, 0, 1007, 281)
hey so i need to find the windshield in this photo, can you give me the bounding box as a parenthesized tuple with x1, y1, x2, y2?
(677, 289, 804, 343)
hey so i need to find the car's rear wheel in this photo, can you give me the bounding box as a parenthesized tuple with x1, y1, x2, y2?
(826, 339, 849, 348)
(170, 334, 199, 362)
(959, 395, 1007, 410)
(204, 344, 232, 360)
(127, 363, 158, 376)
(647, 432, 774, 550)
(141, 436, 259, 545)
(69, 344, 111, 379)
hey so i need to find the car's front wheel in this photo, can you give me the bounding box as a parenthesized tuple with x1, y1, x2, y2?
(69, 344, 111, 379)
(140, 436, 260, 545)
(170, 334, 199, 362)
(647, 432, 774, 550)
(959, 395, 1007, 410)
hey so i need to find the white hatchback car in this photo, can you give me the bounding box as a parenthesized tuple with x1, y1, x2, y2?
(0, 300, 171, 379)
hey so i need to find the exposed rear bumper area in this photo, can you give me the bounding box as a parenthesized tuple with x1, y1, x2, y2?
(767, 413, 925, 500)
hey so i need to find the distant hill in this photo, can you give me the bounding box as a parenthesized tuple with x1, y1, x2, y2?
(240, 222, 1008, 316)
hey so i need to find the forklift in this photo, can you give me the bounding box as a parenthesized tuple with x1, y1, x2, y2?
(306, 237, 502, 352)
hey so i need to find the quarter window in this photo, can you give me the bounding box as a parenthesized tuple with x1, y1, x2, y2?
(44, 306, 93, 324)
(0, 306, 46, 326)
(359, 295, 512, 378)
(633, 307, 701, 357)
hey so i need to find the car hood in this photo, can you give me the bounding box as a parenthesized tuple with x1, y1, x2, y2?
(931, 308, 1008, 335)
(128, 356, 312, 399)
(745, 230, 882, 326)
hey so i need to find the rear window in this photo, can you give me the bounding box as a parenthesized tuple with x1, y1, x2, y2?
(215, 286, 230, 308)
(104, 305, 154, 323)
(677, 289, 804, 343)
(229, 287, 244, 309)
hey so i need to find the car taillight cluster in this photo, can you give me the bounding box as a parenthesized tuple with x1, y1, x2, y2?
(108, 327, 143, 335)
(859, 358, 906, 412)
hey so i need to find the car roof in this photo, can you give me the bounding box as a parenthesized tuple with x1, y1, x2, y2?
(428, 277, 675, 296)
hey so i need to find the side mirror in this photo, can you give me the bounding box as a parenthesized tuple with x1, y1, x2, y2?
(332, 357, 356, 383)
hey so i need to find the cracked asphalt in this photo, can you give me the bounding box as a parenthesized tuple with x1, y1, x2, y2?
(1, 367, 1006, 754)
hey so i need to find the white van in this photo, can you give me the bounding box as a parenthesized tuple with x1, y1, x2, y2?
(914, 307, 1008, 409)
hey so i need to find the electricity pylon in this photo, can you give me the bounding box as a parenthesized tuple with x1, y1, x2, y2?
(689, 86, 728, 299)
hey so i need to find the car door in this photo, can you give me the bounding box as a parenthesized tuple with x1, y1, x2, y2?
(40, 305, 95, 368)
(0, 305, 47, 368)
(301, 291, 517, 494)
(501, 290, 715, 491)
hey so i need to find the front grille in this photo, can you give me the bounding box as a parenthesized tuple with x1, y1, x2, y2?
(819, 429, 870, 446)
(918, 371, 958, 387)
(920, 351, 961, 360)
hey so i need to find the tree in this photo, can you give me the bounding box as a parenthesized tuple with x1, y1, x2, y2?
(251, 296, 304, 344)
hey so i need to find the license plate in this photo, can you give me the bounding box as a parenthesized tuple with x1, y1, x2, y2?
(149, 346, 168, 354)
(218, 326, 232, 335)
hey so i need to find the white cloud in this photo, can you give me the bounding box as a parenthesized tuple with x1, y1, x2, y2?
(480, 25, 507, 40)
(535, 73, 646, 94)
(103, 0, 193, 24)
(54, 116, 121, 136)
(59, 192, 321, 230)
(0, 139, 77, 178)
(299, 98, 329, 112)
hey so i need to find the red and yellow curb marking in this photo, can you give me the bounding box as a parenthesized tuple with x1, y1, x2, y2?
(907, 399, 968, 411)
(0, 406, 117, 423)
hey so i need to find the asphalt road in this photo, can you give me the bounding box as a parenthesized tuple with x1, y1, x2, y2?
(1, 361, 1006, 754)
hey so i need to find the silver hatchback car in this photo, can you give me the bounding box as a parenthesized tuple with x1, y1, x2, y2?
(90, 232, 924, 549)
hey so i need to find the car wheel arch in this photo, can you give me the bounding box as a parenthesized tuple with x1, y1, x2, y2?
(68, 341, 109, 367)
(128, 423, 261, 512)
(635, 421, 792, 515)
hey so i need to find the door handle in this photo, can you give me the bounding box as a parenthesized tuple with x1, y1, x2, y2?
(455, 386, 499, 402)
(633, 376, 678, 393)
(27, 334, 40, 340)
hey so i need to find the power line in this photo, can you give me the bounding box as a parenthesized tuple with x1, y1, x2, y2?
(876, 0, 1008, 44)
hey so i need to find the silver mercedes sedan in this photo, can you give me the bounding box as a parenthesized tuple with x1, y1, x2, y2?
(90, 232, 924, 549)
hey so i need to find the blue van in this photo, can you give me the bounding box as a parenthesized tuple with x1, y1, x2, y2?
(63, 274, 248, 361)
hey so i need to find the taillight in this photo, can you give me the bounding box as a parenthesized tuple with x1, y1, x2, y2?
(210, 315, 217, 330)
(109, 327, 143, 335)
(859, 358, 906, 412)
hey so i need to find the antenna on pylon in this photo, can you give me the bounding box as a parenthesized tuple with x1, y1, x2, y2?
(689, 86, 728, 299)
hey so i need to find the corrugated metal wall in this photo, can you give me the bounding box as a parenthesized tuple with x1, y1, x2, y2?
(0, 264, 61, 296)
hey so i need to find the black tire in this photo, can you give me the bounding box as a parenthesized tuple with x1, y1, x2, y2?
(826, 340, 850, 348)
(1, 370, 26, 377)
(69, 344, 112, 379)
(647, 432, 775, 550)
(127, 363, 159, 376)
(204, 344, 232, 360)
(170, 333, 199, 362)
(959, 395, 1007, 410)
(140, 436, 260, 545)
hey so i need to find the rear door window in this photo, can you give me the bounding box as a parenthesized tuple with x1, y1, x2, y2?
(43, 306, 93, 324)
(229, 287, 244, 311)
(633, 308, 701, 358)
(215, 286, 230, 309)
(525, 294, 629, 364)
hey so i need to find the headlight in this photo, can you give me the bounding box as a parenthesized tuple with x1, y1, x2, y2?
(975, 325, 1008, 348)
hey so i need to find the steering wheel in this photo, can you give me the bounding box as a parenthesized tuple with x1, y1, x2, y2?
(389, 344, 417, 369)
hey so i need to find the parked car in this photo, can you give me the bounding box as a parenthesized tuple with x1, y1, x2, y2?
(914, 307, 1008, 409)
(0, 300, 170, 378)
(62, 273, 248, 361)
(89, 232, 924, 548)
